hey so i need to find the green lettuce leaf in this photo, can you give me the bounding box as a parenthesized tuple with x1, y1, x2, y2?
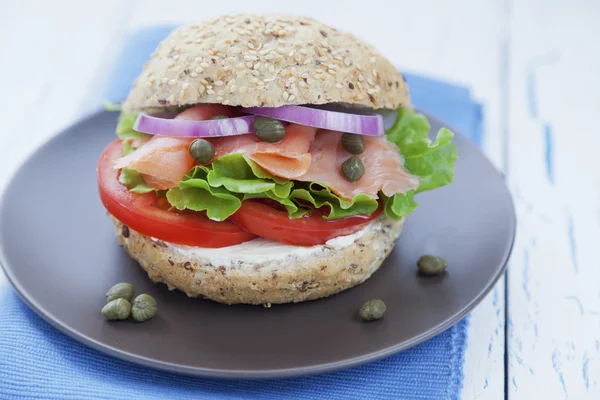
(380, 108, 458, 219)
(115, 112, 147, 142)
(206, 155, 379, 219)
(207, 154, 280, 194)
(208, 154, 293, 200)
(118, 167, 154, 194)
(290, 183, 379, 219)
(167, 155, 298, 221)
(386, 108, 458, 193)
(382, 191, 418, 220)
(244, 157, 290, 185)
(166, 166, 242, 221)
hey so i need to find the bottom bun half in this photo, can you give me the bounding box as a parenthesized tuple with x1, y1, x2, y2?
(109, 213, 403, 305)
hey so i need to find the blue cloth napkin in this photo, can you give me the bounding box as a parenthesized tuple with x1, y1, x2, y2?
(0, 27, 483, 400)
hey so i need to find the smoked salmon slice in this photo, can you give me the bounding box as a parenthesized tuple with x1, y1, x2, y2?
(213, 124, 317, 179)
(113, 136, 194, 190)
(297, 130, 419, 200)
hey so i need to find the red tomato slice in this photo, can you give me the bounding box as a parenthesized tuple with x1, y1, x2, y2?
(230, 200, 382, 246)
(98, 139, 257, 248)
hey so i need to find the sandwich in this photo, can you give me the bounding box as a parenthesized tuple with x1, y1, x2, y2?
(98, 14, 458, 305)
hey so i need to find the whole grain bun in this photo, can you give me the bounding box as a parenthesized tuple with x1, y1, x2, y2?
(110, 213, 403, 305)
(123, 14, 410, 111)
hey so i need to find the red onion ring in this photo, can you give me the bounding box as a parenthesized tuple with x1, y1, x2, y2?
(241, 105, 384, 136)
(133, 113, 257, 137)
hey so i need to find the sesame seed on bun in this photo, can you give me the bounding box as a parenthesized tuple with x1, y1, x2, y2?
(123, 14, 410, 111)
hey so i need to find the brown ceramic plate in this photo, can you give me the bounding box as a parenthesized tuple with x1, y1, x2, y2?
(0, 110, 514, 378)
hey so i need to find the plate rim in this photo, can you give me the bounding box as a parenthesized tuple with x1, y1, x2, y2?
(0, 110, 516, 379)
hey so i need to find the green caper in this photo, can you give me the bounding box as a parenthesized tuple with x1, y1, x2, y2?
(106, 282, 135, 303)
(211, 115, 228, 120)
(341, 133, 365, 155)
(131, 294, 158, 322)
(359, 299, 386, 321)
(101, 298, 131, 321)
(253, 117, 286, 142)
(417, 255, 448, 276)
(341, 156, 365, 182)
(189, 139, 215, 164)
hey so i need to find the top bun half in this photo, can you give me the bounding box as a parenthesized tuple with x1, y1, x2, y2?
(123, 14, 411, 111)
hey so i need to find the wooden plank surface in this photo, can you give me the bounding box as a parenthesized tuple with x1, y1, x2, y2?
(0, 1, 513, 398)
(507, 0, 600, 398)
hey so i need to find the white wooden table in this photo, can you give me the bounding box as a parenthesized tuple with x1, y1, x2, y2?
(1, 0, 599, 398)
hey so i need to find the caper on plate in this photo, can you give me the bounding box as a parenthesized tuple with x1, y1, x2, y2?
(417, 255, 449, 276)
(106, 282, 135, 303)
(131, 294, 158, 322)
(102, 298, 132, 321)
(359, 299, 387, 321)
